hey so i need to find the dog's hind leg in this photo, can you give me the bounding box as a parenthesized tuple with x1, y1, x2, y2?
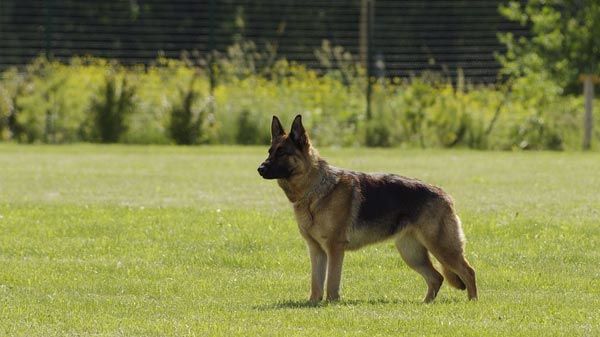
(441, 264, 466, 290)
(395, 232, 444, 303)
(423, 215, 478, 301)
(431, 249, 477, 301)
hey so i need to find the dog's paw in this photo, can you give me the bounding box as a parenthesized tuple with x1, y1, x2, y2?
(308, 295, 323, 304)
(326, 294, 340, 302)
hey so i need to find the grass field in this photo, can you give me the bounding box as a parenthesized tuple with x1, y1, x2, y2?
(0, 144, 599, 336)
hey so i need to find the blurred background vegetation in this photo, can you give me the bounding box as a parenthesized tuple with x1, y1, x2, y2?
(0, 0, 598, 150)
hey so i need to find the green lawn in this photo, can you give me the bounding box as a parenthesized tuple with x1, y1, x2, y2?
(0, 144, 598, 336)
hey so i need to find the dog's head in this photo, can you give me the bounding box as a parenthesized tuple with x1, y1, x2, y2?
(258, 115, 313, 180)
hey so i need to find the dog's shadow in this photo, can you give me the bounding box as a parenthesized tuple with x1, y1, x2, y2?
(254, 297, 432, 311)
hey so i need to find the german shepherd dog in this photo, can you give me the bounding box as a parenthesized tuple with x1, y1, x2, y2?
(258, 115, 477, 303)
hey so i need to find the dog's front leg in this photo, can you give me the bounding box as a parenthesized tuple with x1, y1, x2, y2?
(325, 242, 345, 301)
(306, 240, 327, 303)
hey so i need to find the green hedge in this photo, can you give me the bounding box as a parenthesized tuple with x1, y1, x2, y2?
(0, 55, 596, 150)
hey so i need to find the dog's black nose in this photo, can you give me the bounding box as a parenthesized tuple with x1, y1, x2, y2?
(258, 164, 266, 175)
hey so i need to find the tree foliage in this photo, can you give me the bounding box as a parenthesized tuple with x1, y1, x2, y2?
(498, 0, 600, 92)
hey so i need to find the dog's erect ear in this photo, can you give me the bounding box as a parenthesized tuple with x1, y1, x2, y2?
(289, 114, 308, 148)
(271, 116, 285, 140)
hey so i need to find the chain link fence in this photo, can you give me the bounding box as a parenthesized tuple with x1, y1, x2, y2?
(1, 0, 527, 83)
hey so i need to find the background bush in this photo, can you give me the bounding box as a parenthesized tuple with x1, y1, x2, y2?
(0, 53, 597, 150)
(168, 73, 206, 145)
(90, 69, 136, 143)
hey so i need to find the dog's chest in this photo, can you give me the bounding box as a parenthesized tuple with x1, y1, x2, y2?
(292, 199, 348, 247)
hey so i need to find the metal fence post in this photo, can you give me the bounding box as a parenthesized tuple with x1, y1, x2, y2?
(582, 75, 594, 150)
(365, 0, 374, 121)
(208, 0, 216, 96)
(43, 0, 52, 58)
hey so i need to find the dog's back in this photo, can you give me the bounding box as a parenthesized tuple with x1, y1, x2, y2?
(340, 170, 453, 249)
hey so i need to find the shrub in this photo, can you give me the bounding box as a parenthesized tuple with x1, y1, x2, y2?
(8, 57, 104, 143)
(235, 109, 267, 145)
(365, 118, 392, 147)
(90, 71, 136, 143)
(509, 115, 564, 150)
(169, 74, 204, 145)
(0, 68, 26, 140)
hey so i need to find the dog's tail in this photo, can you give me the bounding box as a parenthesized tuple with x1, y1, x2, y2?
(442, 265, 466, 290)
